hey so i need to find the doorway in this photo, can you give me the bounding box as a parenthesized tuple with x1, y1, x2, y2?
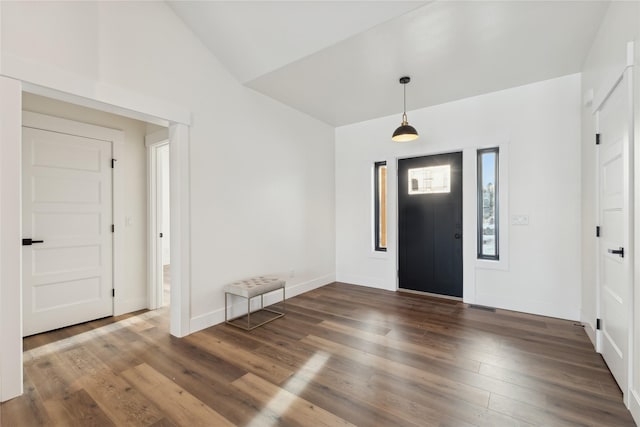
(398, 152, 463, 297)
(147, 132, 171, 309)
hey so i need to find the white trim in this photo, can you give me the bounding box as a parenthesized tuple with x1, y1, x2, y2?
(583, 318, 597, 349)
(145, 130, 169, 310)
(189, 274, 335, 334)
(146, 128, 170, 147)
(595, 108, 603, 353)
(21, 111, 127, 317)
(0, 76, 23, 402)
(0, 79, 192, 401)
(630, 389, 640, 425)
(2, 53, 191, 127)
(169, 123, 191, 338)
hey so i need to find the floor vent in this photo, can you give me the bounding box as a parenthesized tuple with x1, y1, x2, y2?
(469, 304, 496, 312)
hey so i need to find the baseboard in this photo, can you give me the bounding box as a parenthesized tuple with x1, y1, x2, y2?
(630, 389, 640, 426)
(335, 273, 394, 291)
(189, 273, 335, 334)
(583, 320, 597, 349)
(475, 292, 580, 321)
(114, 297, 147, 316)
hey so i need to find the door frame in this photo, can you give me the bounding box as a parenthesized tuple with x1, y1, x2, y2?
(593, 43, 635, 407)
(396, 151, 464, 299)
(22, 111, 124, 317)
(392, 144, 509, 304)
(0, 77, 192, 402)
(146, 129, 169, 310)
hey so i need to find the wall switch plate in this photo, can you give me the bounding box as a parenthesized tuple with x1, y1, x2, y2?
(511, 215, 529, 225)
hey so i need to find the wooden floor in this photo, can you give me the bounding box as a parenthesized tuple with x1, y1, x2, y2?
(1, 282, 636, 426)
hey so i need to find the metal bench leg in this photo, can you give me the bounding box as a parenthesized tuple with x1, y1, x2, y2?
(247, 296, 251, 330)
(224, 292, 228, 323)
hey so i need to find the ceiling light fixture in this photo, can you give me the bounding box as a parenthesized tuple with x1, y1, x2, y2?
(392, 76, 419, 142)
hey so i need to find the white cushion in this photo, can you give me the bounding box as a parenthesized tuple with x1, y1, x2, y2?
(224, 276, 285, 298)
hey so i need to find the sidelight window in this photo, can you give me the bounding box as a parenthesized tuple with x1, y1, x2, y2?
(477, 148, 499, 260)
(374, 161, 387, 251)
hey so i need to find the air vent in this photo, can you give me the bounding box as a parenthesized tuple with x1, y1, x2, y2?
(469, 304, 496, 312)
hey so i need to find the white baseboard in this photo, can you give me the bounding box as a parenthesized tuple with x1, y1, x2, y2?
(189, 273, 335, 334)
(630, 389, 640, 426)
(114, 297, 147, 316)
(583, 320, 597, 350)
(475, 292, 580, 321)
(335, 273, 395, 291)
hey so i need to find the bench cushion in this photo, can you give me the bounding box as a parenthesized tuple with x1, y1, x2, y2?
(224, 276, 285, 299)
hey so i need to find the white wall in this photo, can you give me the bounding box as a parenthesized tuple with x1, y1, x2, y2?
(336, 73, 582, 321)
(0, 0, 335, 399)
(22, 93, 152, 314)
(0, 76, 23, 401)
(1, 0, 335, 326)
(580, 1, 640, 422)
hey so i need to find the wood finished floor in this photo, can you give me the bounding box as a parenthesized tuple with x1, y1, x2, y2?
(1, 282, 636, 426)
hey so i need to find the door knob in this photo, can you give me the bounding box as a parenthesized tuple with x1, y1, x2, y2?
(454, 233, 462, 239)
(22, 238, 44, 246)
(608, 247, 624, 258)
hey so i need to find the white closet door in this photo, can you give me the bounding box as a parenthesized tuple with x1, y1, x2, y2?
(22, 126, 113, 336)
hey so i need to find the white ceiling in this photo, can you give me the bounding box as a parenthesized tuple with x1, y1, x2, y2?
(168, 1, 609, 127)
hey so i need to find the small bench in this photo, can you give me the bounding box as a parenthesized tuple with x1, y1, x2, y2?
(224, 275, 286, 330)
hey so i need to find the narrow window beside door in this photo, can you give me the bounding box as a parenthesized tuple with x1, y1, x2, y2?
(374, 161, 387, 252)
(477, 148, 499, 260)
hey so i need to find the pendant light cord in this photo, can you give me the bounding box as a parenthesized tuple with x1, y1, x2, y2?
(402, 84, 408, 124)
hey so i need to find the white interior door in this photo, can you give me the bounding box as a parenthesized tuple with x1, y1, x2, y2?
(22, 126, 113, 336)
(597, 71, 632, 396)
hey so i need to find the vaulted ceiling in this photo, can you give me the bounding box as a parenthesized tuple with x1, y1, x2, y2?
(168, 1, 609, 126)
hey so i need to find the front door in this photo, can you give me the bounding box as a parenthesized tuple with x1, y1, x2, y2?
(597, 68, 632, 396)
(22, 125, 114, 336)
(398, 152, 463, 297)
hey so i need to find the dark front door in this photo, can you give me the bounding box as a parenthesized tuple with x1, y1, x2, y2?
(398, 152, 463, 297)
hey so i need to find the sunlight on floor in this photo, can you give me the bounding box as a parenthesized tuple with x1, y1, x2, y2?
(23, 310, 163, 361)
(245, 351, 331, 427)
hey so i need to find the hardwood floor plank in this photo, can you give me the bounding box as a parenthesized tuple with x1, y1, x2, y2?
(74, 369, 165, 427)
(0, 372, 52, 426)
(232, 372, 355, 427)
(301, 334, 492, 408)
(319, 319, 482, 373)
(120, 363, 234, 427)
(42, 389, 115, 427)
(184, 332, 294, 385)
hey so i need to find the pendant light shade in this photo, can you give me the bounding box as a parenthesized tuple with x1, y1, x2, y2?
(392, 76, 419, 142)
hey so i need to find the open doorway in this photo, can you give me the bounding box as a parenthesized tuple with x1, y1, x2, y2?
(146, 131, 171, 309)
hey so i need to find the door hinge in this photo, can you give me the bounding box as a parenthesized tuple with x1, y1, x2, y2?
(596, 226, 600, 237)
(111, 224, 115, 233)
(112, 289, 115, 298)
(596, 318, 601, 330)
(111, 158, 117, 168)
(595, 133, 600, 145)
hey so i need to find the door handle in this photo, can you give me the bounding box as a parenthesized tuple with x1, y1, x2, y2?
(22, 238, 44, 246)
(608, 247, 624, 258)
(454, 233, 462, 239)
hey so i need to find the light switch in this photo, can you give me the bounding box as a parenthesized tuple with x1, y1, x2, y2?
(125, 216, 132, 226)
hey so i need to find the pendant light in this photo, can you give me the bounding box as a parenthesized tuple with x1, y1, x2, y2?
(392, 76, 419, 142)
